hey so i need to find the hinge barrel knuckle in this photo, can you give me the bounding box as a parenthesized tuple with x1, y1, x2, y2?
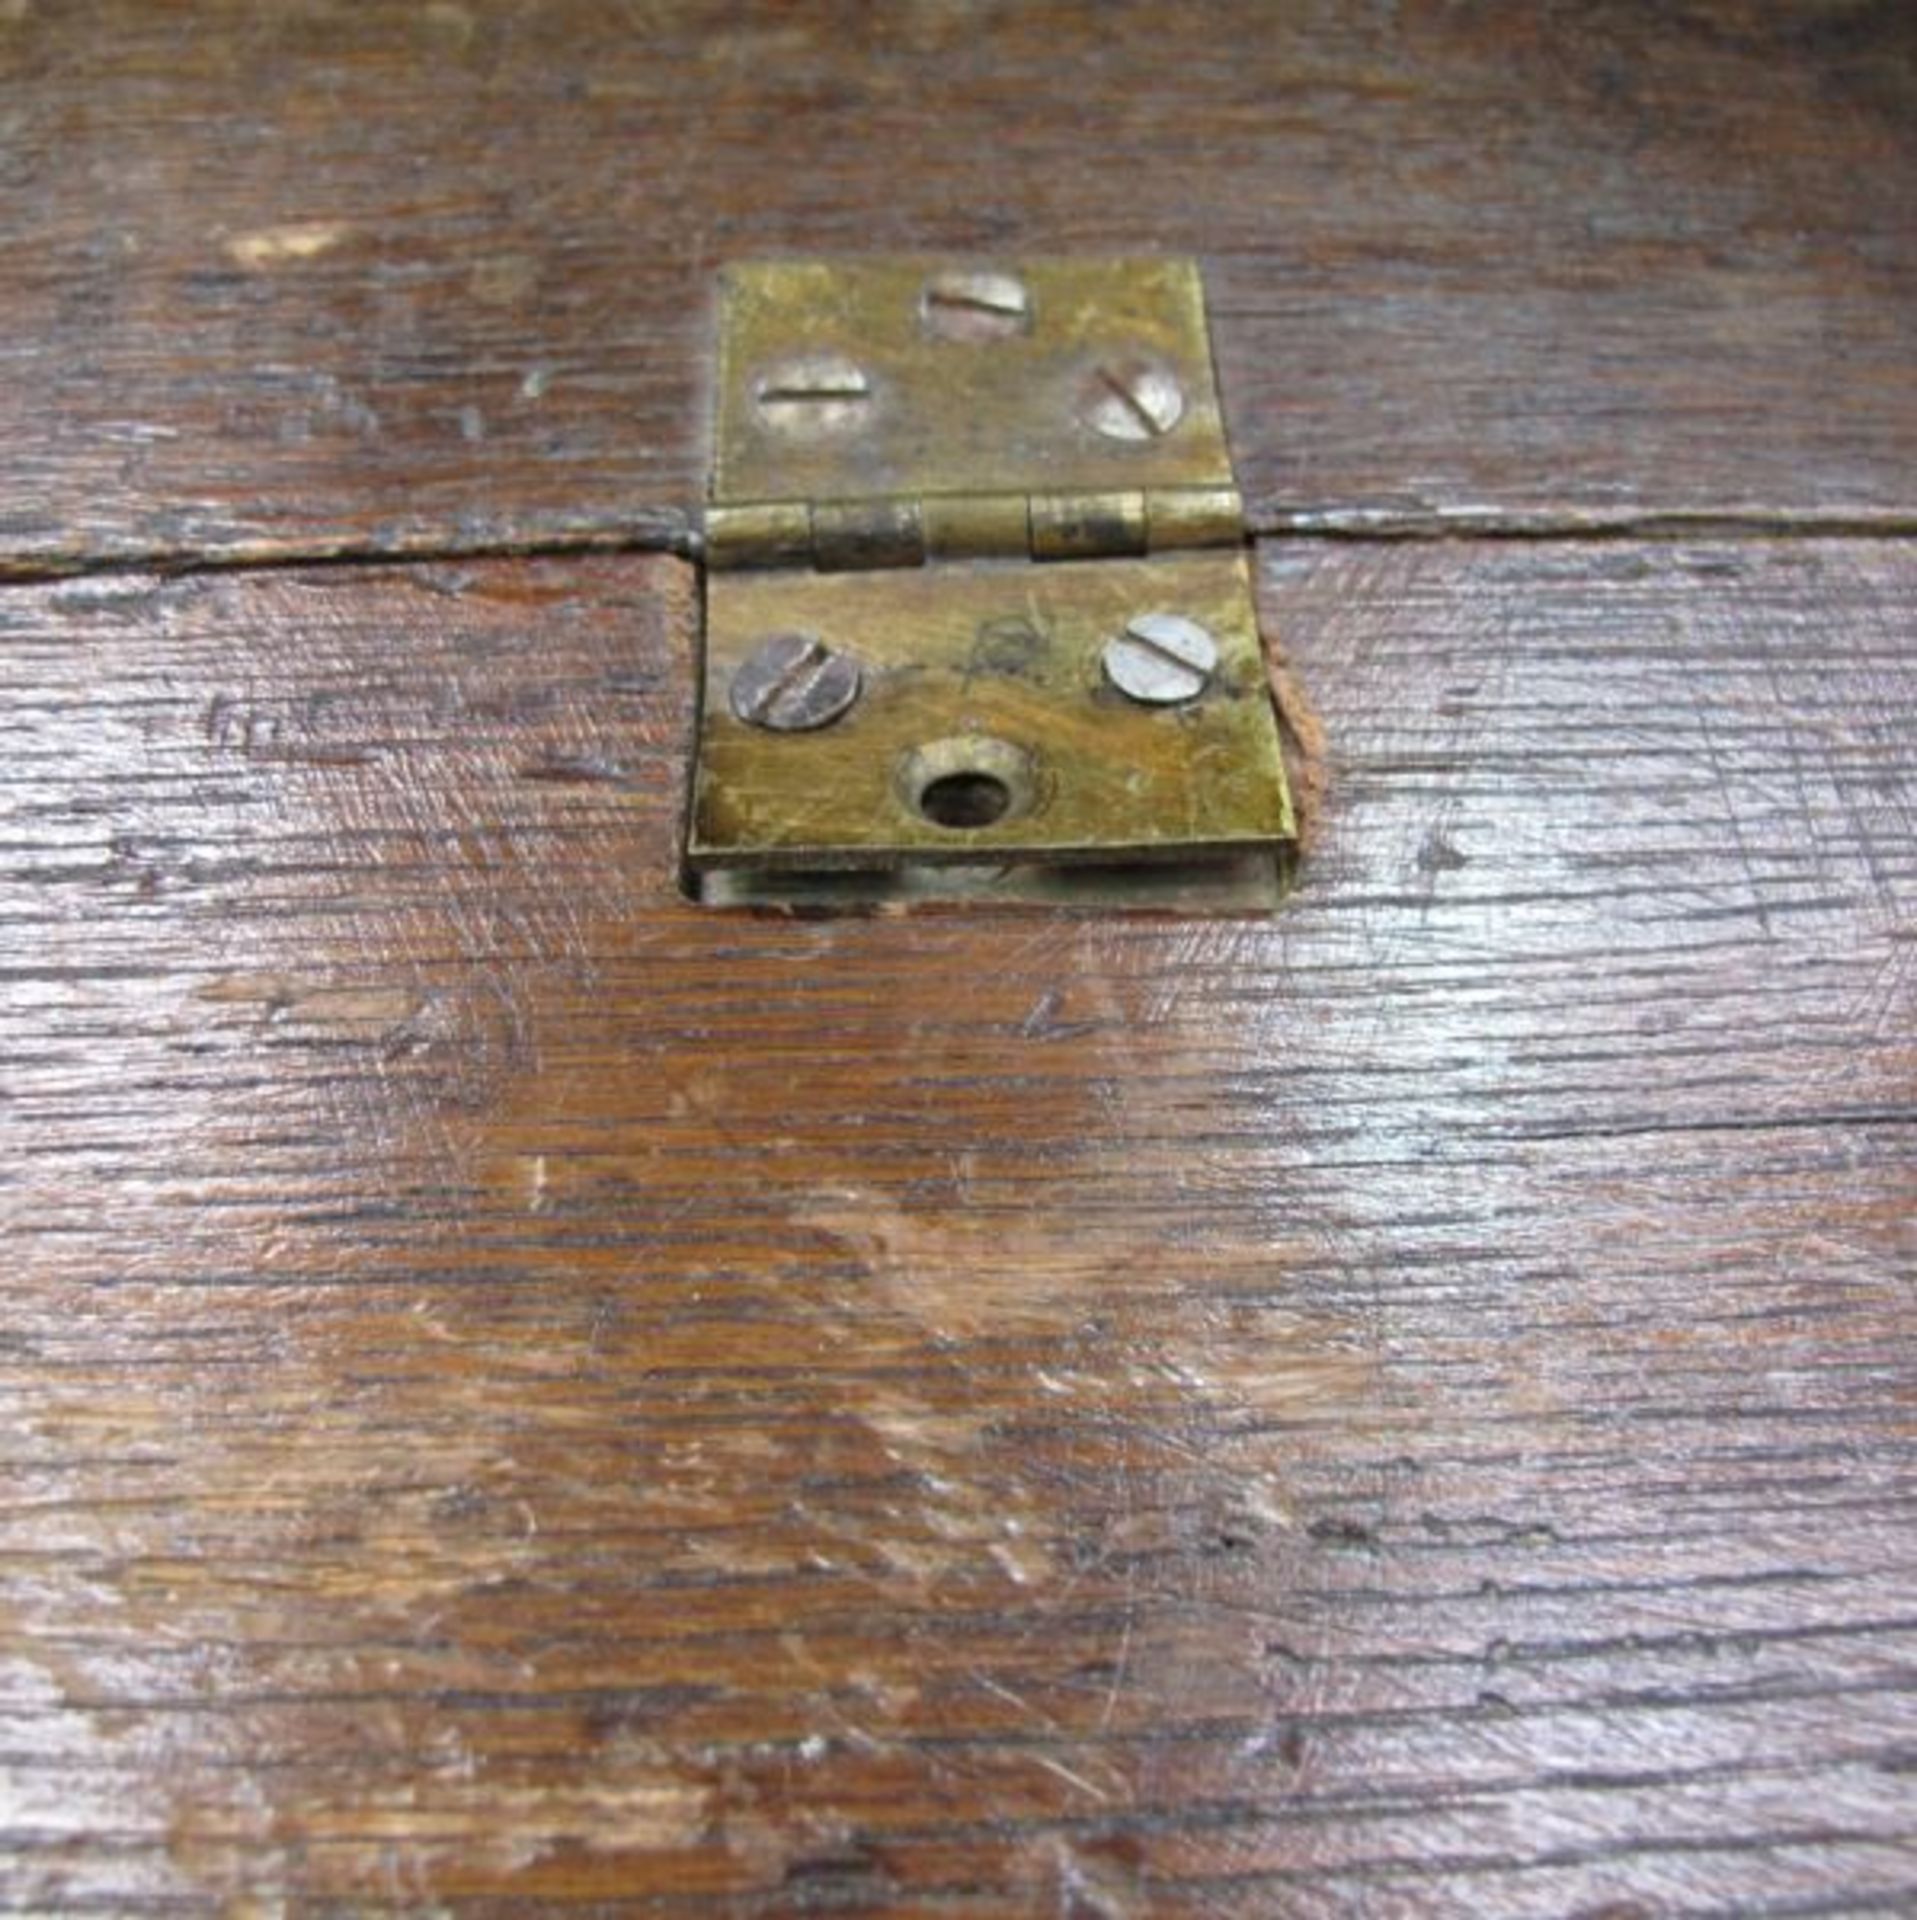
(1147, 486, 1243, 551)
(1030, 491, 1148, 561)
(705, 502, 811, 571)
(812, 499, 925, 571)
(922, 494, 1031, 559)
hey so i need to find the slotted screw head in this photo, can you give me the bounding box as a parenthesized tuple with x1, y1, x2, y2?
(1077, 353, 1186, 441)
(752, 352, 873, 434)
(729, 631, 862, 732)
(919, 268, 1032, 342)
(1102, 611, 1218, 705)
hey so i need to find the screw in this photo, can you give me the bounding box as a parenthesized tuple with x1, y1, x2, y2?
(1102, 611, 1218, 705)
(752, 352, 873, 434)
(919, 268, 1031, 342)
(729, 631, 862, 732)
(1077, 353, 1186, 441)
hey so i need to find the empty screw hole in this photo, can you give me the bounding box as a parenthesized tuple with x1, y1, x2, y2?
(916, 771, 1012, 829)
(897, 735, 1037, 832)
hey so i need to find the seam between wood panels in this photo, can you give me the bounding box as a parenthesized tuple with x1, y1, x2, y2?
(1253, 510, 1917, 541)
(0, 515, 700, 587)
(3, 513, 1917, 588)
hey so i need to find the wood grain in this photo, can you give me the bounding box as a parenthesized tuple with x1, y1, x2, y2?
(5, 542, 1913, 1911)
(1, 0, 1913, 571)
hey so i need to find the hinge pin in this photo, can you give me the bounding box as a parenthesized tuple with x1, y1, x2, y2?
(729, 631, 863, 731)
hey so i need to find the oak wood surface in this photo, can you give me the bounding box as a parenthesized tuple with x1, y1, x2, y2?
(1, 0, 1914, 572)
(5, 542, 1913, 1912)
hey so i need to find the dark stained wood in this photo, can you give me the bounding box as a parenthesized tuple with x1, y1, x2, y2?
(5, 543, 1913, 1910)
(1, 1, 1914, 571)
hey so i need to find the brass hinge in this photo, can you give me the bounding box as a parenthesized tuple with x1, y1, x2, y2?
(684, 257, 1296, 908)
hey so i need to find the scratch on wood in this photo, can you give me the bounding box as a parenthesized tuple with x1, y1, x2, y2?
(225, 221, 354, 270)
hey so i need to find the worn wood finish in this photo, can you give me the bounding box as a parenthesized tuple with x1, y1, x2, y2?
(5, 543, 1913, 1910)
(2, 0, 1914, 571)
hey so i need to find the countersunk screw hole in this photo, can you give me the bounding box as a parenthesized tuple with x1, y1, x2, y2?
(917, 771, 1013, 829)
(897, 735, 1038, 832)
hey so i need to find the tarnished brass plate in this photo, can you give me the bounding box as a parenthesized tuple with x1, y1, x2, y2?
(712, 257, 1234, 510)
(686, 550, 1293, 885)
